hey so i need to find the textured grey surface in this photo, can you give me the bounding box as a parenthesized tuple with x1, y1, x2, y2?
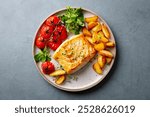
(0, 0, 150, 100)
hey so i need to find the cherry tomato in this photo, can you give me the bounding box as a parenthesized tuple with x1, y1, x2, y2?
(57, 25, 63, 33)
(60, 26, 67, 40)
(45, 15, 60, 26)
(37, 15, 68, 51)
(41, 61, 55, 74)
(40, 25, 54, 39)
(35, 36, 45, 49)
(56, 25, 67, 41)
(52, 30, 60, 42)
(47, 41, 61, 51)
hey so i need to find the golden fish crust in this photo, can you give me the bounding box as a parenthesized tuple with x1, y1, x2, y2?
(53, 34, 96, 74)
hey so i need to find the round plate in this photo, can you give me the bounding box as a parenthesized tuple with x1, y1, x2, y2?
(32, 8, 116, 92)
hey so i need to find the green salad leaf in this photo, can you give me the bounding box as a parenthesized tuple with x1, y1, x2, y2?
(34, 47, 51, 62)
(60, 7, 85, 35)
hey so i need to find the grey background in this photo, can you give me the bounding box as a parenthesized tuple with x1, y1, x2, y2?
(0, 0, 150, 100)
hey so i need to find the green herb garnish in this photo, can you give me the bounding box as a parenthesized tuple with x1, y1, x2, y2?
(34, 47, 51, 62)
(60, 6, 85, 35)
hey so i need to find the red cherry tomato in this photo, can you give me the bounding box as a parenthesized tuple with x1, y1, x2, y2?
(41, 61, 55, 74)
(37, 15, 68, 51)
(47, 41, 61, 51)
(57, 25, 63, 32)
(60, 26, 67, 40)
(55, 25, 67, 41)
(52, 30, 60, 42)
(40, 25, 54, 39)
(35, 36, 45, 49)
(45, 15, 60, 26)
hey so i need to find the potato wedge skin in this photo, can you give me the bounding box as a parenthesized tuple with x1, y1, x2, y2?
(106, 41, 115, 47)
(94, 42, 105, 51)
(87, 22, 98, 30)
(93, 62, 102, 74)
(50, 70, 66, 76)
(99, 50, 113, 58)
(98, 55, 106, 68)
(102, 24, 110, 39)
(85, 16, 98, 23)
(82, 27, 92, 37)
(100, 36, 109, 43)
(91, 22, 102, 33)
(106, 57, 112, 64)
(98, 31, 104, 37)
(85, 36, 94, 45)
(55, 75, 66, 85)
(92, 32, 101, 43)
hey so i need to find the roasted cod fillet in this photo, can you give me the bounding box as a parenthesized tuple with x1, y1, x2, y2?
(53, 34, 96, 74)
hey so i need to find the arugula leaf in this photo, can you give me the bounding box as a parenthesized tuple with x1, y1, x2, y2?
(34, 47, 51, 62)
(60, 7, 85, 35)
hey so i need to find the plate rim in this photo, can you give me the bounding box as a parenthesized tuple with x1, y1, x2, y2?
(32, 7, 116, 92)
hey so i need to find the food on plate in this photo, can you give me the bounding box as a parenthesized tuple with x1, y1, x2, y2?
(45, 15, 60, 26)
(53, 34, 96, 74)
(85, 16, 98, 23)
(55, 75, 66, 85)
(106, 57, 112, 64)
(102, 23, 110, 39)
(91, 22, 102, 33)
(99, 50, 113, 58)
(50, 70, 66, 76)
(83, 15, 115, 75)
(41, 61, 55, 74)
(34, 47, 51, 62)
(60, 7, 85, 34)
(84, 36, 94, 45)
(47, 24, 68, 51)
(35, 36, 46, 49)
(35, 15, 68, 50)
(57, 25, 68, 41)
(93, 62, 102, 74)
(40, 25, 54, 39)
(106, 41, 115, 47)
(98, 31, 104, 37)
(92, 32, 101, 43)
(100, 36, 109, 43)
(34, 8, 116, 87)
(82, 27, 92, 37)
(98, 55, 106, 69)
(87, 22, 98, 30)
(47, 39, 62, 51)
(106, 58, 112, 64)
(94, 42, 105, 51)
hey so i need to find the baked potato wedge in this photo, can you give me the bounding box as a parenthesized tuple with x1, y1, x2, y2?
(100, 36, 109, 43)
(85, 16, 98, 23)
(50, 70, 66, 76)
(92, 32, 101, 43)
(99, 50, 113, 58)
(98, 31, 104, 37)
(93, 62, 102, 74)
(82, 27, 92, 37)
(94, 42, 105, 51)
(91, 22, 102, 33)
(106, 41, 115, 47)
(98, 55, 106, 69)
(106, 57, 112, 64)
(85, 36, 94, 45)
(87, 22, 98, 30)
(55, 75, 66, 85)
(102, 23, 110, 39)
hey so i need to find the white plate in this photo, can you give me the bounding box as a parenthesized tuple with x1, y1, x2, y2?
(32, 8, 116, 92)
